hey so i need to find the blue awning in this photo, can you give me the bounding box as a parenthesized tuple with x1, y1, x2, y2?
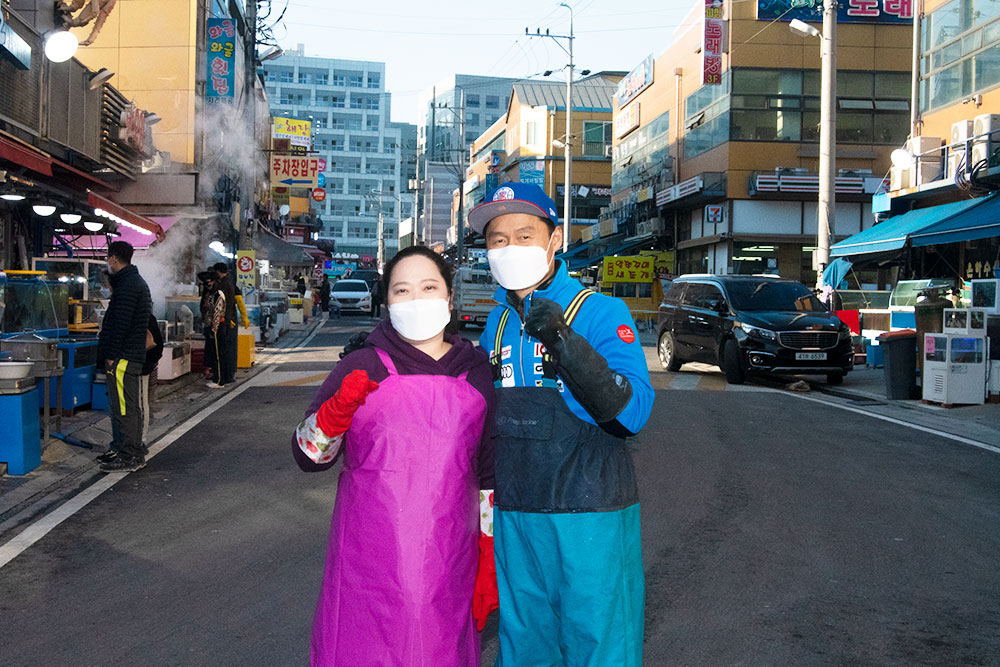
(822, 257, 852, 288)
(830, 196, 987, 258)
(910, 193, 1000, 247)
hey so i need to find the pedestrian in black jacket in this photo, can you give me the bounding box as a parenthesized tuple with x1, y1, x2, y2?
(96, 241, 152, 472)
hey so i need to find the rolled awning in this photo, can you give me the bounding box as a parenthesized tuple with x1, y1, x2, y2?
(87, 191, 164, 241)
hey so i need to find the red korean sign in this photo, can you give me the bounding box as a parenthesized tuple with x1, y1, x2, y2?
(703, 0, 724, 86)
(311, 188, 327, 202)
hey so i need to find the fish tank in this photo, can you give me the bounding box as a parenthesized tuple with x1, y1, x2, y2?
(0, 274, 70, 333)
(31, 258, 108, 302)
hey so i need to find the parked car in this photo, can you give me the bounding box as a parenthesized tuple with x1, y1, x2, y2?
(329, 279, 372, 313)
(656, 274, 853, 385)
(349, 269, 380, 291)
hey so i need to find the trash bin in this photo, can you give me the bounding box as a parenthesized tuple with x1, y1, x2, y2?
(879, 329, 918, 399)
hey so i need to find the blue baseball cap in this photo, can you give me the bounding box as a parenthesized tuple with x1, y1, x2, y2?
(468, 182, 559, 235)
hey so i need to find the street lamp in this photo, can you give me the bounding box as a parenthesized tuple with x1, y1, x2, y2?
(790, 3, 836, 290)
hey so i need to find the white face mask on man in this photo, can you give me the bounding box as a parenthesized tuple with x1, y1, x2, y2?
(487, 235, 555, 291)
(388, 298, 451, 342)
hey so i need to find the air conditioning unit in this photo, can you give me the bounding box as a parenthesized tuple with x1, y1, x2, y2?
(604, 144, 613, 158)
(947, 148, 967, 180)
(908, 136, 943, 155)
(973, 113, 1000, 137)
(890, 165, 912, 191)
(951, 120, 975, 145)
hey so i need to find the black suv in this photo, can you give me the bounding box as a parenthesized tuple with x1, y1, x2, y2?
(657, 275, 853, 385)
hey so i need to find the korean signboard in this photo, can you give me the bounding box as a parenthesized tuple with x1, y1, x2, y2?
(272, 117, 312, 148)
(520, 160, 545, 189)
(615, 102, 640, 139)
(270, 155, 320, 188)
(236, 251, 256, 289)
(616, 54, 654, 107)
(602, 256, 654, 284)
(755, 0, 912, 22)
(118, 103, 147, 150)
(0, 17, 31, 70)
(703, 0, 724, 86)
(206, 19, 236, 104)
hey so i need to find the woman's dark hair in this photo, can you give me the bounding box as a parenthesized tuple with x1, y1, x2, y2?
(381, 245, 454, 300)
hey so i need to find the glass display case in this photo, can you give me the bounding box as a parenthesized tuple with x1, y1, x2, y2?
(889, 279, 954, 310)
(31, 258, 108, 302)
(0, 275, 69, 334)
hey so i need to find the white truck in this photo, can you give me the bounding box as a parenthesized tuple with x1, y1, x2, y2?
(453, 266, 498, 328)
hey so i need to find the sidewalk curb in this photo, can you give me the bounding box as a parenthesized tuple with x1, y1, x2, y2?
(0, 318, 328, 544)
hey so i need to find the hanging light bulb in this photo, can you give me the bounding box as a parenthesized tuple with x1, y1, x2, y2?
(60, 213, 82, 224)
(1, 193, 25, 201)
(32, 204, 56, 216)
(83, 221, 104, 232)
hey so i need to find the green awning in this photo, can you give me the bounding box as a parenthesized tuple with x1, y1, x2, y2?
(830, 196, 988, 258)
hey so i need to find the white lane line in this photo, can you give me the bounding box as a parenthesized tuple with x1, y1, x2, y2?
(787, 392, 1000, 455)
(0, 321, 325, 570)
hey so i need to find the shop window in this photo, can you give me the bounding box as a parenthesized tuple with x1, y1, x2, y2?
(874, 112, 910, 144)
(730, 109, 801, 141)
(732, 69, 802, 96)
(836, 113, 874, 143)
(837, 71, 874, 97)
(874, 72, 912, 98)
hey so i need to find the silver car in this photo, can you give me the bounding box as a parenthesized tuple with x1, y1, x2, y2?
(330, 279, 372, 313)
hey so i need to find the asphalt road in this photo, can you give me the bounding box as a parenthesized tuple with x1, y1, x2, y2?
(1, 318, 998, 666)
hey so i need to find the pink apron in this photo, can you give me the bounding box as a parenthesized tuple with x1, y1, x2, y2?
(311, 347, 487, 666)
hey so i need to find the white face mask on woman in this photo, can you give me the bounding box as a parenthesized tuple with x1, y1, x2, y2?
(388, 298, 451, 341)
(487, 235, 555, 291)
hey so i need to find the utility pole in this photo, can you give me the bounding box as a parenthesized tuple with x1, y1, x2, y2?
(817, 0, 837, 289)
(527, 3, 575, 252)
(457, 86, 467, 264)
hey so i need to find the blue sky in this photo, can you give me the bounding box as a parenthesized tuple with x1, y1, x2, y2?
(277, 0, 694, 124)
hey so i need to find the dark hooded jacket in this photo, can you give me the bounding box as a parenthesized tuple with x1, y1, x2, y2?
(292, 319, 497, 487)
(98, 264, 152, 365)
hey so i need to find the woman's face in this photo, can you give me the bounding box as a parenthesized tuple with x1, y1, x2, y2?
(386, 255, 449, 307)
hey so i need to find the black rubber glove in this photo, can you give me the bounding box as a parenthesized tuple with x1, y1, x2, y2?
(339, 331, 369, 359)
(524, 297, 634, 429)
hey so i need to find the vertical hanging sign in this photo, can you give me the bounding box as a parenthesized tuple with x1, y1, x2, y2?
(703, 0, 724, 85)
(206, 18, 236, 105)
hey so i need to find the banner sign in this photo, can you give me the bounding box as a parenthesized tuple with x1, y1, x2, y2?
(615, 102, 641, 139)
(0, 17, 31, 70)
(703, 0, 724, 86)
(118, 103, 147, 150)
(755, 0, 912, 22)
(272, 117, 312, 148)
(520, 160, 545, 189)
(236, 251, 256, 289)
(270, 155, 320, 187)
(616, 54, 654, 107)
(603, 256, 654, 283)
(206, 19, 236, 104)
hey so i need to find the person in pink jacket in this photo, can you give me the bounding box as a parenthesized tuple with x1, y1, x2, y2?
(292, 246, 497, 666)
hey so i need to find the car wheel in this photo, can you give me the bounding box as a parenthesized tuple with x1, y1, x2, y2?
(827, 372, 844, 385)
(658, 331, 682, 371)
(722, 340, 746, 385)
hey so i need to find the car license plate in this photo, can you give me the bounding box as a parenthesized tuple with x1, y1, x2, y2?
(796, 352, 827, 361)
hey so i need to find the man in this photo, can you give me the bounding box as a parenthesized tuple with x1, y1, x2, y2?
(319, 274, 331, 315)
(470, 183, 654, 666)
(96, 241, 153, 472)
(199, 269, 226, 388)
(141, 313, 164, 446)
(213, 262, 250, 385)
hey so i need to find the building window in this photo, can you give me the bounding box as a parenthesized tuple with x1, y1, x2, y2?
(279, 71, 293, 82)
(332, 96, 345, 108)
(298, 73, 310, 84)
(333, 74, 346, 87)
(367, 75, 380, 89)
(315, 74, 328, 85)
(582, 121, 612, 156)
(920, 0, 1000, 111)
(468, 113, 480, 125)
(466, 94, 480, 106)
(485, 95, 500, 109)
(349, 75, 363, 87)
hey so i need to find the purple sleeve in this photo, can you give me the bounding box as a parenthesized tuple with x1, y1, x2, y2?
(291, 349, 388, 472)
(465, 356, 497, 489)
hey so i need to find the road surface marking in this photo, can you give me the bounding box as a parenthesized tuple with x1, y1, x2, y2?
(787, 392, 1000, 455)
(271, 372, 330, 387)
(0, 321, 325, 570)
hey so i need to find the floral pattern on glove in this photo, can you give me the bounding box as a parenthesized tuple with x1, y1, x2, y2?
(296, 413, 344, 464)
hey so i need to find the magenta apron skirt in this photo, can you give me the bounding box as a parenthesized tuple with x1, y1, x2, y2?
(311, 347, 487, 666)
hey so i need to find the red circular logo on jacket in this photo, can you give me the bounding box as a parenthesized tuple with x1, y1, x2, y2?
(617, 325, 636, 344)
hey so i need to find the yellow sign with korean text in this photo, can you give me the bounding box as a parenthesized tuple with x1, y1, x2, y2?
(269, 155, 320, 188)
(603, 256, 654, 283)
(272, 117, 312, 147)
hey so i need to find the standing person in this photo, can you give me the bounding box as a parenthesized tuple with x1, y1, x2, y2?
(319, 275, 331, 315)
(296, 273, 307, 296)
(199, 270, 226, 388)
(292, 245, 496, 666)
(96, 241, 153, 472)
(214, 262, 249, 385)
(469, 183, 655, 666)
(140, 313, 164, 449)
(369, 279, 383, 319)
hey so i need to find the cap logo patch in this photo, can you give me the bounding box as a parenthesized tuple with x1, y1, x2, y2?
(493, 187, 515, 202)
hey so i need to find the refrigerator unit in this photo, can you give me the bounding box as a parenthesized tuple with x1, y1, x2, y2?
(923, 333, 988, 405)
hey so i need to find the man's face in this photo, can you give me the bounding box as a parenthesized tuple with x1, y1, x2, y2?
(484, 213, 561, 252)
(106, 256, 123, 274)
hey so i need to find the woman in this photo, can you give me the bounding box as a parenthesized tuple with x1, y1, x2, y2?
(292, 246, 497, 666)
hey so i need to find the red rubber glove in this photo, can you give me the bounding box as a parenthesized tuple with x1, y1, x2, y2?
(472, 533, 498, 631)
(315, 369, 379, 437)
